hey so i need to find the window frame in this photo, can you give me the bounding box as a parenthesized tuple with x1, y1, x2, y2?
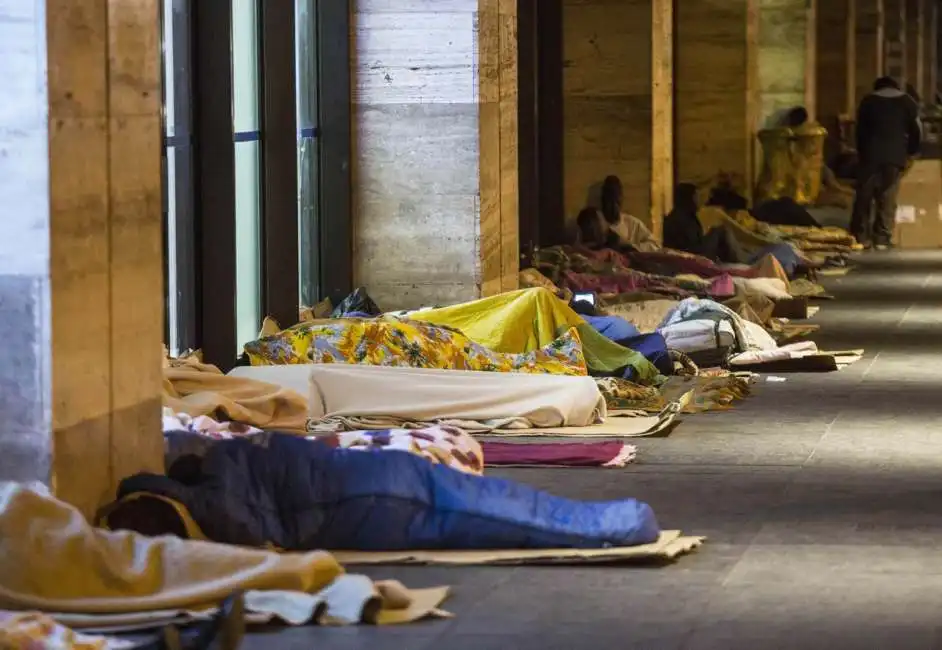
(160, 0, 197, 355)
(314, 0, 353, 305)
(164, 0, 353, 370)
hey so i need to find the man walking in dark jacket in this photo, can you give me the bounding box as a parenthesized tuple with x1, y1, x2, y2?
(850, 76, 922, 249)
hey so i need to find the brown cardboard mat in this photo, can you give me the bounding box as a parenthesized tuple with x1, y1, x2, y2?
(332, 531, 704, 566)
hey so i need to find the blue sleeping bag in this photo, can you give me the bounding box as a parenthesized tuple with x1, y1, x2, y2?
(750, 243, 802, 276)
(584, 315, 640, 342)
(118, 433, 660, 551)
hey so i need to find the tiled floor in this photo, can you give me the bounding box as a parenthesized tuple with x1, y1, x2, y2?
(250, 250, 942, 649)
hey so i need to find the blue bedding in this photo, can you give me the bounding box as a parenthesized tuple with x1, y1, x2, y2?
(119, 433, 661, 551)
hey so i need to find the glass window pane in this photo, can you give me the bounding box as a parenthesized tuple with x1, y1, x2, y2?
(232, 0, 262, 351)
(165, 146, 180, 352)
(161, 0, 175, 137)
(232, 0, 260, 132)
(235, 141, 262, 350)
(296, 0, 317, 130)
(161, 0, 195, 357)
(296, 0, 319, 306)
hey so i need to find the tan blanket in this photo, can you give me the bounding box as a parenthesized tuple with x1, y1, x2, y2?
(0, 483, 448, 627)
(307, 364, 607, 429)
(163, 358, 308, 433)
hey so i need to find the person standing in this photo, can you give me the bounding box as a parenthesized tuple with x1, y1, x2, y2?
(850, 77, 923, 249)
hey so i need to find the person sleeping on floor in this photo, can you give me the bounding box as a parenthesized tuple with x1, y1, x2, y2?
(102, 432, 662, 552)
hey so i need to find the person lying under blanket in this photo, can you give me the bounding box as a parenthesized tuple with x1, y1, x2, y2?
(105, 433, 661, 551)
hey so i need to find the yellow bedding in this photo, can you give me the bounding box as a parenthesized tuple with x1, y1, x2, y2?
(409, 288, 661, 385)
(697, 207, 780, 255)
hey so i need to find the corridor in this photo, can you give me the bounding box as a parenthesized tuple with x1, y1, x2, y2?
(268, 250, 942, 648)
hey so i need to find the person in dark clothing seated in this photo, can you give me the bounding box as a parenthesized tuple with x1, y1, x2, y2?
(850, 76, 922, 249)
(575, 207, 609, 249)
(663, 183, 736, 262)
(662, 183, 702, 253)
(705, 181, 749, 212)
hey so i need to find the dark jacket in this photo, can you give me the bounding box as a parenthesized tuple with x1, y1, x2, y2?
(662, 206, 704, 254)
(855, 87, 922, 169)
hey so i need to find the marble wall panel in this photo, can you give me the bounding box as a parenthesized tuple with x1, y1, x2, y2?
(351, 0, 518, 309)
(675, 0, 760, 196)
(817, 0, 856, 126)
(561, 0, 672, 235)
(0, 0, 164, 517)
(855, 0, 885, 105)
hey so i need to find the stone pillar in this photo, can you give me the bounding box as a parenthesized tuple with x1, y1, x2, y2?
(0, 1, 165, 518)
(884, 0, 906, 80)
(757, 0, 818, 127)
(816, 0, 857, 124)
(905, 0, 926, 98)
(351, 0, 518, 309)
(674, 0, 760, 197)
(927, 1, 938, 101)
(561, 0, 673, 237)
(855, 0, 885, 106)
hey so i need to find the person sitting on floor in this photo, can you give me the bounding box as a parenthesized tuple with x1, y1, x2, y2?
(663, 183, 739, 262)
(574, 206, 610, 250)
(600, 175, 661, 253)
(705, 179, 749, 212)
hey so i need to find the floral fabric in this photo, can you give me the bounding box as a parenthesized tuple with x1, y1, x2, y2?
(595, 377, 667, 413)
(595, 373, 753, 414)
(0, 611, 132, 650)
(163, 421, 484, 477)
(318, 426, 484, 476)
(243, 318, 589, 376)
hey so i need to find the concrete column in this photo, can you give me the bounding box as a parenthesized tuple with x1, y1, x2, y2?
(816, 0, 857, 125)
(0, 1, 165, 518)
(560, 0, 674, 237)
(927, 2, 939, 101)
(674, 0, 760, 197)
(905, 0, 925, 97)
(351, 0, 518, 309)
(855, 0, 885, 106)
(884, 0, 906, 80)
(757, 0, 818, 127)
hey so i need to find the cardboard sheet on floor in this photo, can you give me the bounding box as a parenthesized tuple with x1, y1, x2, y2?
(332, 531, 703, 566)
(732, 349, 863, 373)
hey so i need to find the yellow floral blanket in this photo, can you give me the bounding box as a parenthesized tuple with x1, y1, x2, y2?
(244, 318, 589, 376)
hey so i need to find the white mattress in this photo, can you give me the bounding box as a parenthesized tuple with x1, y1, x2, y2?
(658, 319, 736, 354)
(227, 364, 606, 426)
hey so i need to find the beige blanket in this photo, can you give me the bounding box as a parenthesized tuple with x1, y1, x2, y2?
(0, 483, 448, 626)
(306, 364, 606, 429)
(163, 358, 308, 433)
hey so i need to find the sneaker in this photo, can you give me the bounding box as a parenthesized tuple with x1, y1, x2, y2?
(874, 243, 894, 251)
